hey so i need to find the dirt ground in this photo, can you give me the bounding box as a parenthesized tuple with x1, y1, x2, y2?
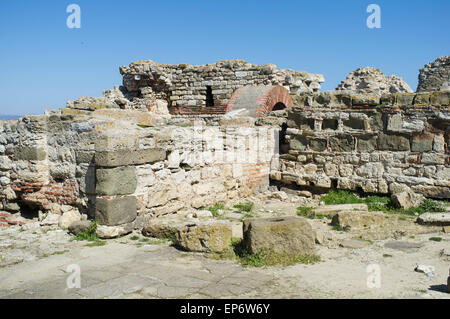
(0, 194, 449, 299)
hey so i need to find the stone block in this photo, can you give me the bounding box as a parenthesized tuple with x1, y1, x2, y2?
(413, 93, 431, 106)
(96, 167, 137, 196)
(174, 221, 232, 253)
(243, 216, 315, 256)
(411, 133, 434, 152)
(95, 196, 137, 226)
(430, 91, 450, 106)
(330, 135, 354, 152)
(289, 135, 307, 151)
(417, 213, 450, 226)
(378, 133, 410, 151)
(75, 151, 95, 164)
(357, 136, 377, 152)
(309, 138, 327, 152)
(14, 146, 47, 161)
(95, 148, 166, 167)
(331, 211, 385, 229)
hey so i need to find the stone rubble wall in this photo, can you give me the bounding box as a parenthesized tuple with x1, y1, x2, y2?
(336, 67, 413, 94)
(119, 60, 324, 113)
(0, 112, 276, 230)
(271, 91, 450, 199)
(417, 56, 450, 92)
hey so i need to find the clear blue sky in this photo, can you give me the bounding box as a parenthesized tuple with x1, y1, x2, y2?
(0, 0, 449, 115)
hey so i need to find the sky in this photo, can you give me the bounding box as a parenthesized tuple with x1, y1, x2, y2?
(0, 0, 449, 115)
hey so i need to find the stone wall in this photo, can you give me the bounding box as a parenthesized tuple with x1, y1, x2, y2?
(119, 60, 324, 114)
(0, 111, 276, 230)
(271, 91, 450, 199)
(417, 56, 450, 92)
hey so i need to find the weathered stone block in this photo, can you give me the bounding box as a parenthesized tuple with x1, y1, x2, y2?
(243, 216, 315, 256)
(331, 211, 385, 229)
(391, 191, 424, 210)
(378, 134, 410, 151)
(417, 213, 450, 226)
(95, 148, 166, 167)
(174, 221, 232, 253)
(330, 135, 354, 152)
(309, 138, 327, 152)
(413, 93, 431, 106)
(95, 196, 137, 226)
(411, 133, 434, 152)
(14, 146, 47, 161)
(358, 136, 377, 152)
(430, 91, 450, 106)
(96, 167, 137, 196)
(289, 135, 307, 151)
(75, 151, 95, 164)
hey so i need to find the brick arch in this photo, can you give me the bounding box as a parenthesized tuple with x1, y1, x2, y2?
(226, 85, 293, 118)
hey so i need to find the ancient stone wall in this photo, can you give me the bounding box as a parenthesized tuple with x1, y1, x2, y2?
(0, 111, 276, 230)
(417, 56, 450, 92)
(271, 91, 450, 199)
(119, 60, 324, 114)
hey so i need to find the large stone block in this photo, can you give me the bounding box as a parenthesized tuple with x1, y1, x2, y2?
(331, 211, 385, 229)
(95, 148, 166, 167)
(411, 133, 434, 152)
(95, 196, 137, 226)
(378, 133, 410, 151)
(357, 136, 377, 152)
(14, 146, 47, 161)
(330, 135, 354, 152)
(417, 213, 450, 226)
(430, 91, 450, 106)
(243, 216, 315, 256)
(96, 167, 137, 196)
(174, 221, 232, 253)
(289, 135, 307, 151)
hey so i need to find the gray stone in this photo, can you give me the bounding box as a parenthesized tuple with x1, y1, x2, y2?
(68, 220, 93, 235)
(391, 191, 424, 210)
(357, 136, 377, 152)
(96, 167, 137, 196)
(417, 213, 450, 226)
(14, 146, 47, 161)
(411, 133, 434, 152)
(95, 196, 137, 226)
(330, 135, 354, 152)
(75, 151, 95, 164)
(243, 216, 315, 256)
(95, 148, 166, 167)
(378, 134, 410, 151)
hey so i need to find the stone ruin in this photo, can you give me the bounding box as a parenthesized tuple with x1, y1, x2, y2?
(0, 57, 448, 250)
(417, 56, 450, 92)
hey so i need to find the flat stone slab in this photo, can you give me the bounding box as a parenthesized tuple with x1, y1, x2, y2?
(417, 213, 450, 226)
(384, 241, 424, 252)
(311, 204, 368, 216)
(340, 239, 370, 249)
(95, 148, 166, 167)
